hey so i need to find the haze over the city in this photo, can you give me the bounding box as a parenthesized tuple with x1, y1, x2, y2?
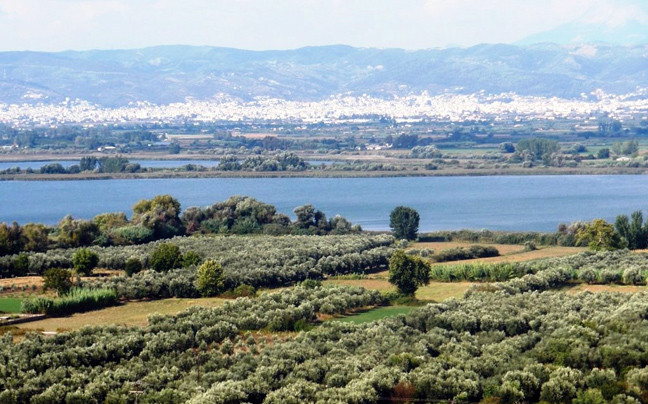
(0, 0, 647, 52)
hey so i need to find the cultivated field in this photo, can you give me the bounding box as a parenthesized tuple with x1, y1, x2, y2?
(412, 241, 587, 264)
(15, 297, 225, 332)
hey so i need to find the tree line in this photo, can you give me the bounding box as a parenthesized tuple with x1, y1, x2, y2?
(0, 195, 362, 260)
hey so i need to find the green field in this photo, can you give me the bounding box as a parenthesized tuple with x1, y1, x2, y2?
(329, 306, 416, 324)
(0, 298, 22, 314)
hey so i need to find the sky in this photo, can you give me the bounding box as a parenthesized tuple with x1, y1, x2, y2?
(0, 0, 646, 52)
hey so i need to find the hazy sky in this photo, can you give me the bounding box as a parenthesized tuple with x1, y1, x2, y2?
(0, 0, 645, 52)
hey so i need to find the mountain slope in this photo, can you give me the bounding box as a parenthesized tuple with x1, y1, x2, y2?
(0, 44, 646, 106)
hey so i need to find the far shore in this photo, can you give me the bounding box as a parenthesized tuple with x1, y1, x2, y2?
(2, 166, 648, 181)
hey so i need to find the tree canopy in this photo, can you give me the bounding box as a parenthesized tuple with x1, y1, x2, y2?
(388, 250, 430, 295)
(389, 206, 420, 241)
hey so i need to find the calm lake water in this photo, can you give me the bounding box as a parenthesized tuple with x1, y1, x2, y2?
(0, 175, 645, 232)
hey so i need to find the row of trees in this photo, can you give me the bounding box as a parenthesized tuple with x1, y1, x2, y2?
(6, 234, 394, 293)
(6, 284, 648, 403)
(217, 152, 308, 171)
(0, 195, 362, 259)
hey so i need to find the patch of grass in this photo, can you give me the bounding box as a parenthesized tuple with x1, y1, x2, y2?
(416, 282, 473, 301)
(323, 279, 472, 302)
(16, 297, 225, 332)
(330, 306, 416, 324)
(564, 284, 647, 295)
(0, 298, 22, 314)
(412, 241, 524, 256)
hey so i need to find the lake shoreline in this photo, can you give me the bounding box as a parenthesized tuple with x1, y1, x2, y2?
(2, 166, 648, 181)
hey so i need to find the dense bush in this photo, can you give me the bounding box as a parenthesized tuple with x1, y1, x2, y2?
(420, 229, 564, 246)
(430, 262, 523, 282)
(72, 248, 99, 276)
(149, 242, 183, 272)
(21, 287, 118, 316)
(432, 245, 499, 262)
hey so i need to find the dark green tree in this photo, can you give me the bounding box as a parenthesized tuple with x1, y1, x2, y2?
(294, 204, 316, 228)
(615, 214, 631, 248)
(516, 138, 560, 161)
(629, 210, 647, 250)
(182, 251, 203, 267)
(149, 243, 183, 272)
(79, 156, 98, 171)
(0, 222, 23, 256)
(390, 206, 420, 240)
(597, 148, 610, 159)
(124, 257, 143, 277)
(388, 250, 430, 295)
(43, 268, 73, 296)
(195, 259, 225, 297)
(72, 248, 99, 276)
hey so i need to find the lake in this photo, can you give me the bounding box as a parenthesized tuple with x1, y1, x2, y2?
(0, 175, 644, 231)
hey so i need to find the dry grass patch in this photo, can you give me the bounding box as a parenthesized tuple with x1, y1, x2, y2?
(322, 279, 471, 302)
(416, 282, 473, 301)
(412, 241, 524, 256)
(565, 284, 647, 295)
(0, 277, 42, 289)
(16, 297, 225, 332)
(409, 242, 585, 265)
(323, 279, 395, 292)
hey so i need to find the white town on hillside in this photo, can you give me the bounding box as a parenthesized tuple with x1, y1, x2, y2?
(1, 89, 647, 128)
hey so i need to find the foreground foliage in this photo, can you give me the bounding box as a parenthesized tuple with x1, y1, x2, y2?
(5, 285, 648, 403)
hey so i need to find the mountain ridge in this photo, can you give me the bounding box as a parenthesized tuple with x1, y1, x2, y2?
(0, 43, 646, 106)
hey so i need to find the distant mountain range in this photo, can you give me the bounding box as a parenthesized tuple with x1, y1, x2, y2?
(0, 43, 646, 106)
(518, 0, 648, 46)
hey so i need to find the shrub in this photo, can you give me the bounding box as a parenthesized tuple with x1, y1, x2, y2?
(182, 251, 203, 268)
(110, 225, 154, 245)
(72, 248, 99, 276)
(42, 268, 73, 296)
(22, 287, 118, 316)
(13, 253, 30, 276)
(149, 243, 183, 272)
(195, 260, 225, 297)
(124, 257, 143, 277)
